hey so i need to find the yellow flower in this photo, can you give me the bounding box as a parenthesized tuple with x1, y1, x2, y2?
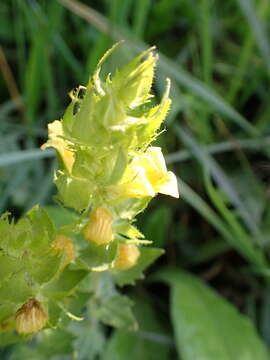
(15, 299, 48, 334)
(83, 207, 114, 245)
(41, 120, 74, 173)
(113, 244, 140, 270)
(108, 147, 179, 199)
(51, 235, 75, 267)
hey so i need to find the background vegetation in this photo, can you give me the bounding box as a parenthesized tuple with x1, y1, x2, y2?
(1, 0, 270, 358)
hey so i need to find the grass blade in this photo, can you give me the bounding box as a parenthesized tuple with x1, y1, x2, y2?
(0, 149, 54, 167)
(175, 125, 264, 245)
(238, 0, 270, 75)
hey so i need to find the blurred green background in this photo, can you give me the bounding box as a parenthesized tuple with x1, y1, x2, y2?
(1, 0, 270, 359)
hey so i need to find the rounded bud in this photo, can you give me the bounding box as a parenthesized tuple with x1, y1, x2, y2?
(15, 299, 48, 335)
(51, 235, 75, 267)
(83, 207, 114, 245)
(113, 244, 140, 270)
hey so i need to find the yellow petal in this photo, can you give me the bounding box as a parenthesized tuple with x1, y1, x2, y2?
(41, 120, 74, 173)
(155, 171, 179, 198)
(107, 165, 155, 200)
(142, 147, 167, 181)
(131, 147, 179, 198)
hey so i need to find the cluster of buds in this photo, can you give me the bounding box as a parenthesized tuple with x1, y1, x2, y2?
(42, 42, 178, 271)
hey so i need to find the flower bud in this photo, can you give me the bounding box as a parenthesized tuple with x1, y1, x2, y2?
(15, 299, 48, 334)
(51, 235, 75, 267)
(113, 244, 140, 270)
(83, 207, 114, 245)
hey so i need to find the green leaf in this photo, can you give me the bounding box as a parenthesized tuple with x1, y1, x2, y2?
(0, 332, 23, 347)
(81, 241, 117, 270)
(97, 294, 137, 331)
(0, 271, 33, 303)
(44, 205, 78, 229)
(112, 247, 164, 286)
(71, 320, 105, 360)
(9, 329, 75, 359)
(162, 270, 270, 360)
(102, 295, 170, 360)
(0, 255, 23, 279)
(29, 253, 63, 284)
(38, 328, 75, 356)
(43, 268, 87, 300)
(0, 302, 17, 323)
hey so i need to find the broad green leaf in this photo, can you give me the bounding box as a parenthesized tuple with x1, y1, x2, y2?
(112, 247, 164, 286)
(71, 320, 105, 360)
(0, 255, 23, 279)
(0, 332, 23, 347)
(102, 295, 171, 360)
(9, 329, 75, 359)
(163, 270, 270, 360)
(38, 329, 75, 356)
(29, 253, 63, 284)
(0, 302, 17, 323)
(0, 271, 33, 303)
(43, 268, 87, 300)
(44, 205, 78, 229)
(97, 294, 137, 331)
